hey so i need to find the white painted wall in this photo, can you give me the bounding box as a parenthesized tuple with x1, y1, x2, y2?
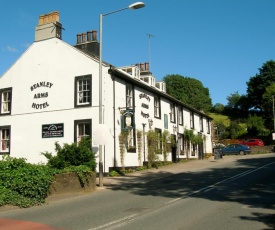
(0, 37, 213, 173)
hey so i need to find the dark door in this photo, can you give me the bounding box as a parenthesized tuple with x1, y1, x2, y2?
(171, 134, 177, 162)
(198, 143, 204, 159)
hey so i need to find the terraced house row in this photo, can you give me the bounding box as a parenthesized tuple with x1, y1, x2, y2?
(0, 11, 213, 173)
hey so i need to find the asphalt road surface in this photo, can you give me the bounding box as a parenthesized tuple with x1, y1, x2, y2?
(0, 153, 274, 230)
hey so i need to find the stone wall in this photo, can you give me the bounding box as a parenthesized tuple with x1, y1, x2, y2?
(48, 172, 96, 196)
(250, 146, 272, 154)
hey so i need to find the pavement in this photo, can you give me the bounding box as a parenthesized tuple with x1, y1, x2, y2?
(96, 155, 231, 187)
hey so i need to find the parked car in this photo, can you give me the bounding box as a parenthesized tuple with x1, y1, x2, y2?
(240, 139, 264, 146)
(221, 144, 251, 155)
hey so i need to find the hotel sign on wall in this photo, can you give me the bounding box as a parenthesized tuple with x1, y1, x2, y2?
(42, 123, 64, 138)
(139, 93, 150, 118)
(30, 81, 53, 109)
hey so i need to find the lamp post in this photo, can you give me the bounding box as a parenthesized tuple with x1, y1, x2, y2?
(98, 2, 145, 187)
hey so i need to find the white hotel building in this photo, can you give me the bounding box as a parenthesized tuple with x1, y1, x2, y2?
(0, 12, 213, 173)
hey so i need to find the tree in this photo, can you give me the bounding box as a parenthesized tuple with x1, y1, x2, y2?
(247, 60, 275, 111)
(262, 84, 275, 131)
(246, 115, 269, 137)
(212, 103, 225, 114)
(225, 92, 249, 118)
(226, 121, 243, 139)
(163, 74, 212, 112)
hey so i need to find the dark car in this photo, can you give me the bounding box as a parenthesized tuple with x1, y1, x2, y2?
(240, 139, 264, 146)
(221, 144, 251, 155)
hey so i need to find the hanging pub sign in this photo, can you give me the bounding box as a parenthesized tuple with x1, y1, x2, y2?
(42, 123, 64, 138)
(121, 110, 135, 130)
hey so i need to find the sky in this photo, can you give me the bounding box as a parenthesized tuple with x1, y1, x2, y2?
(1, 0, 275, 105)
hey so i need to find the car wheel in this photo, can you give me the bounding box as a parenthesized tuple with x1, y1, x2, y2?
(240, 151, 245, 155)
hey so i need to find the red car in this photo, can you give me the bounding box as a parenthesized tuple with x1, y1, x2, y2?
(240, 139, 264, 146)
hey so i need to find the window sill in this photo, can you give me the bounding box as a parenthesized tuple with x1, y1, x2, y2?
(127, 148, 136, 153)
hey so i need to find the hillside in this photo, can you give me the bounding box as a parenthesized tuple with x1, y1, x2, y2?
(209, 113, 231, 127)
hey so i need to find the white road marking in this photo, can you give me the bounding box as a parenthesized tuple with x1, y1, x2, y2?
(89, 160, 275, 230)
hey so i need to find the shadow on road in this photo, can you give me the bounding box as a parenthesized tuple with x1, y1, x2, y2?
(107, 155, 275, 229)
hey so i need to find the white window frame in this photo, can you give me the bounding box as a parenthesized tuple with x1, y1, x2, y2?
(155, 128, 162, 154)
(74, 119, 91, 143)
(0, 88, 12, 115)
(178, 134, 184, 155)
(200, 116, 203, 132)
(0, 126, 10, 153)
(206, 119, 210, 134)
(170, 103, 175, 122)
(127, 128, 135, 151)
(154, 96, 160, 118)
(178, 106, 183, 125)
(126, 83, 133, 108)
(190, 112, 194, 129)
(75, 75, 91, 107)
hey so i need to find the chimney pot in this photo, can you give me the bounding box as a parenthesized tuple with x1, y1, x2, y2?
(87, 31, 92, 41)
(82, 33, 87, 43)
(92, 30, 97, 41)
(77, 34, 82, 44)
(140, 63, 145, 71)
(145, 62, 149, 71)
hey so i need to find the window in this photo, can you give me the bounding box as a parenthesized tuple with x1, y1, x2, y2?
(178, 106, 183, 125)
(190, 112, 194, 129)
(170, 103, 175, 123)
(0, 126, 10, 154)
(206, 119, 210, 134)
(0, 88, 12, 115)
(74, 119, 91, 143)
(127, 128, 136, 152)
(75, 75, 92, 107)
(200, 116, 203, 132)
(192, 144, 196, 156)
(154, 96, 161, 118)
(155, 128, 162, 154)
(126, 83, 133, 108)
(179, 134, 184, 155)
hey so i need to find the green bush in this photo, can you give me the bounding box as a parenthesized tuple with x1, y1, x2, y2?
(43, 137, 96, 171)
(0, 156, 54, 207)
(60, 165, 93, 187)
(109, 170, 120, 177)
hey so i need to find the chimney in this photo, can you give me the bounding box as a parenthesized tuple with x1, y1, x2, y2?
(74, 31, 99, 57)
(82, 33, 87, 43)
(35, 11, 62, 41)
(92, 30, 97, 41)
(145, 62, 149, 71)
(140, 63, 145, 71)
(87, 31, 92, 41)
(77, 34, 82, 44)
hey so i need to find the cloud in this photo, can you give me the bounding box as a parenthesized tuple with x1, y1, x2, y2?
(6, 46, 18, 52)
(21, 43, 31, 48)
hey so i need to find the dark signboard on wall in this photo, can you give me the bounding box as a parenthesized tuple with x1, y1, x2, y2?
(42, 123, 64, 138)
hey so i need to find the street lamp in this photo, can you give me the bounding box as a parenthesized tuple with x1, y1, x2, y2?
(98, 2, 145, 187)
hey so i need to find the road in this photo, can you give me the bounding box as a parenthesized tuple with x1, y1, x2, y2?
(0, 154, 274, 230)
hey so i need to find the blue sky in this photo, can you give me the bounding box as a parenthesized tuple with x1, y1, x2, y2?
(1, 0, 275, 105)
